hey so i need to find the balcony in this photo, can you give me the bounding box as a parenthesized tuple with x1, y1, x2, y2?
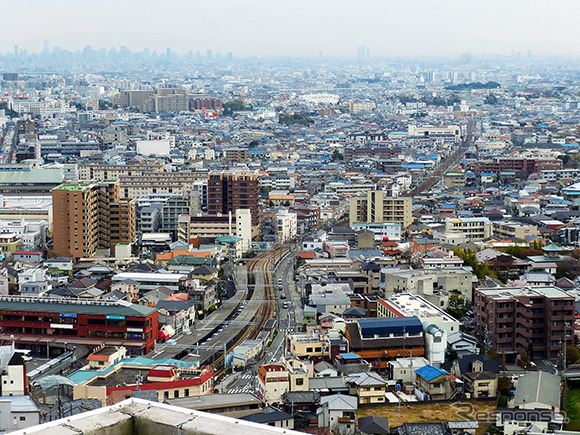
(338, 417, 356, 424)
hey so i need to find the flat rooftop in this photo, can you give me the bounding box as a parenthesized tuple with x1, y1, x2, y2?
(11, 398, 301, 435)
(479, 286, 572, 299)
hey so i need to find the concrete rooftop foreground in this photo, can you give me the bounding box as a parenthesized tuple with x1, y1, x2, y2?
(13, 398, 302, 435)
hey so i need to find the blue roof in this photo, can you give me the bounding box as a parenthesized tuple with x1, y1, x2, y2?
(68, 357, 199, 385)
(440, 204, 455, 209)
(339, 353, 361, 360)
(216, 235, 243, 243)
(357, 317, 423, 336)
(415, 365, 450, 381)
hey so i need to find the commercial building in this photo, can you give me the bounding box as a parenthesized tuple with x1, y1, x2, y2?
(52, 181, 136, 259)
(344, 317, 425, 372)
(349, 191, 412, 228)
(407, 125, 461, 143)
(208, 170, 259, 232)
(0, 296, 158, 354)
(0, 196, 53, 231)
(378, 294, 460, 335)
(473, 286, 574, 359)
(72, 361, 213, 404)
(0, 165, 64, 195)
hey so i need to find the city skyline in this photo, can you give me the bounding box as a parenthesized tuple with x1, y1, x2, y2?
(2, 0, 580, 58)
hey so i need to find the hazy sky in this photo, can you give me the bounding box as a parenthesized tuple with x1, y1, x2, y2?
(3, 0, 580, 57)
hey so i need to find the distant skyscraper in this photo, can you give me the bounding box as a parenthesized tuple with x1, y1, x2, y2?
(196, 51, 201, 58)
(43, 39, 49, 55)
(319, 50, 323, 58)
(226, 52, 233, 61)
(206, 49, 212, 60)
(13, 45, 18, 57)
(166, 47, 171, 58)
(366, 48, 370, 57)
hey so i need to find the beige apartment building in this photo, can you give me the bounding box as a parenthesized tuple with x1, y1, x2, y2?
(178, 209, 252, 251)
(52, 181, 135, 259)
(445, 217, 492, 241)
(257, 359, 309, 405)
(493, 221, 539, 241)
(78, 163, 165, 181)
(287, 332, 330, 359)
(349, 190, 412, 228)
(79, 164, 208, 200)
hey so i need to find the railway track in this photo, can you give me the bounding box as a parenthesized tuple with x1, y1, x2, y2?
(149, 248, 288, 374)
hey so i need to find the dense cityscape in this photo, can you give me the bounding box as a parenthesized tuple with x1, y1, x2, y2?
(0, 36, 579, 435)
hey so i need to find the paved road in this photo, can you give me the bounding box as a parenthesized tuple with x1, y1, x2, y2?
(223, 249, 299, 394)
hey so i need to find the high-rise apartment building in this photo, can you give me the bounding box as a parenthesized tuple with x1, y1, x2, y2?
(474, 286, 574, 359)
(208, 171, 259, 230)
(52, 181, 135, 259)
(349, 190, 412, 228)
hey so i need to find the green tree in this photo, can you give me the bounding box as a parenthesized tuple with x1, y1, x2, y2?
(332, 149, 344, 161)
(484, 93, 498, 105)
(223, 100, 252, 116)
(0, 102, 19, 118)
(567, 346, 580, 365)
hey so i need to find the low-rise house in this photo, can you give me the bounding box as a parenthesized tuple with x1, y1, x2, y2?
(86, 346, 128, 370)
(317, 394, 357, 435)
(309, 377, 349, 396)
(396, 423, 451, 435)
(13, 251, 42, 264)
(314, 361, 338, 377)
(496, 408, 564, 435)
(344, 372, 386, 405)
(156, 300, 196, 334)
(414, 365, 460, 401)
(166, 392, 262, 419)
(241, 406, 294, 430)
(287, 331, 330, 361)
(447, 332, 479, 357)
(388, 357, 430, 385)
(358, 416, 389, 435)
(0, 396, 40, 432)
(309, 292, 351, 315)
(463, 371, 498, 399)
(511, 371, 561, 411)
(333, 353, 370, 375)
(18, 267, 49, 295)
(281, 390, 320, 428)
(43, 257, 73, 272)
(190, 265, 218, 282)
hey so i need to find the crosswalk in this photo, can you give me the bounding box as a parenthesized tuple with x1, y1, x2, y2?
(228, 384, 254, 394)
(227, 373, 255, 393)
